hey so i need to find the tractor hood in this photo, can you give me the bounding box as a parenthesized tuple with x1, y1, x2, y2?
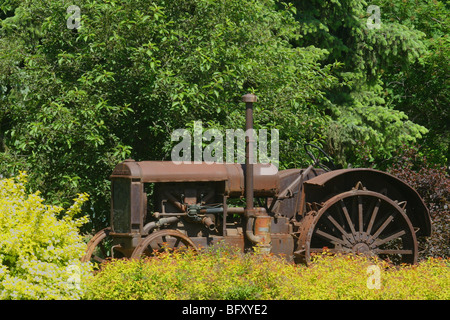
(110, 159, 279, 197)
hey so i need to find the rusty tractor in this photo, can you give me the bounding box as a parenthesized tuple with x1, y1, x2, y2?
(82, 94, 431, 265)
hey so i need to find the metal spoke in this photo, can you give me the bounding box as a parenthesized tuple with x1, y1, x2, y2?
(92, 255, 105, 263)
(339, 199, 356, 236)
(316, 229, 348, 246)
(370, 215, 394, 241)
(366, 199, 381, 235)
(373, 230, 406, 247)
(326, 213, 353, 246)
(376, 249, 413, 255)
(156, 237, 164, 249)
(358, 196, 363, 232)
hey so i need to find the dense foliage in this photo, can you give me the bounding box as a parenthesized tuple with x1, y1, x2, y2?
(1, 0, 446, 231)
(84, 247, 450, 300)
(0, 0, 338, 229)
(387, 147, 450, 259)
(377, 0, 449, 165)
(0, 173, 92, 299)
(288, 0, 432, 165)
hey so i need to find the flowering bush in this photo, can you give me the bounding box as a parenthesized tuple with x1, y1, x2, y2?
(0, 172, 93, 299)
(83, 246, 450, 300)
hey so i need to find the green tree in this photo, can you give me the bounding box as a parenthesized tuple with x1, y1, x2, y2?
(0, 0, 338, 229)
(376, 0, 449, 165)
(0, 0, 436, 231)
(287, 0, 430, 165)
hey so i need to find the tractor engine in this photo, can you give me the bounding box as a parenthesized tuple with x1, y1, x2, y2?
(108, 160, 321, 258)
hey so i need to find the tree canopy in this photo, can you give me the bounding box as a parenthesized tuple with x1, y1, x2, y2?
(0, 0, 447, 230)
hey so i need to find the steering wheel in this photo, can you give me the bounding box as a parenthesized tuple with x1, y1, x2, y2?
(304, 143, 336, 171)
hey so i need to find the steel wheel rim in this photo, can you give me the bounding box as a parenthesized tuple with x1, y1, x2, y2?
(298, 190, 418, 264)
(82, 227, 113, 265)
(131, 229, 198, 259)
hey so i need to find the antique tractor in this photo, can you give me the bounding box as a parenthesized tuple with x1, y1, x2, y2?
(82, 94, 431, 265)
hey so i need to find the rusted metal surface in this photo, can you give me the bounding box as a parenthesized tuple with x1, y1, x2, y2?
(301, 168, 431, 237)
(82, 227, 111, 263)
(244, 93, 257, 212)
(296, 185, 418, 264)
(111, 161, 278, 197)
(131, 229, 198, 259)
(253, 211, 272, 254)
(84, 93, 431, 266)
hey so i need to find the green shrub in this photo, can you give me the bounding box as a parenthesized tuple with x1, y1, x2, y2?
(83, 246, 450, 300)
(0, 172, 93, 299)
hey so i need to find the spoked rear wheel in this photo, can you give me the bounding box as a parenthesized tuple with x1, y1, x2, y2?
(297, 188, 418, 264)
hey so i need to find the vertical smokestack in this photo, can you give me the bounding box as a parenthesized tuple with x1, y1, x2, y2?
(242, 93, 257, 210)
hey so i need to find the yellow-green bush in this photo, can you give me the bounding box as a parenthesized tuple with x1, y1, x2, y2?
(83, 246, 450, 300)
(0, 172, 93, 299)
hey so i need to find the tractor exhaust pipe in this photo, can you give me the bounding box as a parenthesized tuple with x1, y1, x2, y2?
(242, 93, 257, 211)
(242, 94, 271, 254)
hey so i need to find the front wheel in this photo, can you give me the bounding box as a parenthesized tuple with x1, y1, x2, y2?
(131, 229, 198, 259)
